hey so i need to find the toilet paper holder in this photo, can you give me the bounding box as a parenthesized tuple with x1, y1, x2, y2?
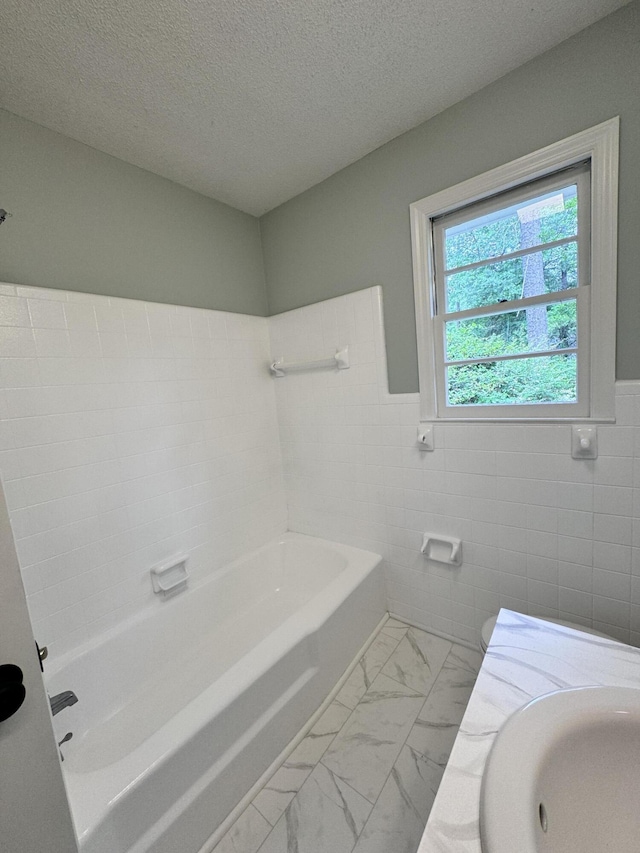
(421, 533, 463, 567)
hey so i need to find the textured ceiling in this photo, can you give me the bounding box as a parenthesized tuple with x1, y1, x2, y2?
(0, 0, 629, 215)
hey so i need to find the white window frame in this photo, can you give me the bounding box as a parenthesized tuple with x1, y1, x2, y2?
(410, 118, 619, 422)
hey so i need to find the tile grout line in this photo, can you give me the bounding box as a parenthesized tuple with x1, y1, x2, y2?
(333, 642, 466, 853)
(252, 697, 355, 828)
(318, 642, 449, 807)
(252, 630, 407, 827)
(316, 633, 452, 807)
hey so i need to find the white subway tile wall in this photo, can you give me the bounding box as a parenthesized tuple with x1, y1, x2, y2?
(0, 284, 287, 658)
(269, 286, 640, 648)
(2, 282, 640, 657)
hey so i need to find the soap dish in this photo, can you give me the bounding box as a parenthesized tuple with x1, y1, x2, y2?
(150, 556, 189, 599)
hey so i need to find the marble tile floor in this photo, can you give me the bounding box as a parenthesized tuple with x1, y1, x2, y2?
(212, 619, 482, 853)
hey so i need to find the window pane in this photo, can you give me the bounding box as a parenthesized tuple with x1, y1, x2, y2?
(446, 354, 577, 407)
(444, 184, 578, 271)
(445, 242, 578, 313)
(445, 300, 577, 361)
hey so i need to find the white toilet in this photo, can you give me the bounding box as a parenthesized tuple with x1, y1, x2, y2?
(480, 614, 611, 653)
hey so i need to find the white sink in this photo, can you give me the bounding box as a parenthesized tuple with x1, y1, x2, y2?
(480, 686, 640, 853)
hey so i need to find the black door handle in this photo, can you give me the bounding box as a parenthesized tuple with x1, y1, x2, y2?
(0, 663, 26, 722)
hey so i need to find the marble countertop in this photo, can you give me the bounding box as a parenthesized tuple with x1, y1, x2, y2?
(417, 608, 640, 853)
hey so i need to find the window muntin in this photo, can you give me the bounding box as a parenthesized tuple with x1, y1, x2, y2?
(444, 299, 577, 362)
(444, 243, 579, 313)
(443, 185, 578, 272)
(431, 166, 591, 417)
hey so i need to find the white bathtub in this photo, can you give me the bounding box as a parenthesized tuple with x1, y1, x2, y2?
(46, 533, 384, 853)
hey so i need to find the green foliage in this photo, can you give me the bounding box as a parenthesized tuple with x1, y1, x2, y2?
(448, 356, 577, 407)
(445, 193, 577, 270)
(443, 189, 580, 406)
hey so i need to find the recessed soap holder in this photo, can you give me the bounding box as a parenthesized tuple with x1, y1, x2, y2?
(151, 556, 189, 599)
(421, 533, 462, 567)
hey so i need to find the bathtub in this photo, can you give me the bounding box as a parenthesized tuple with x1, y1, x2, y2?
(46, 532, 384, 853)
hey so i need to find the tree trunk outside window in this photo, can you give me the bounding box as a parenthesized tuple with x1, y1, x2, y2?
(520, 218, 548, 350)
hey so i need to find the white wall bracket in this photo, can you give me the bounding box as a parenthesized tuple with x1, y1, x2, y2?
(151, 556, 189, 599)
(421, 533, 462, 567)
(417, 423, 434, 450)
(572, 425, 598, 459)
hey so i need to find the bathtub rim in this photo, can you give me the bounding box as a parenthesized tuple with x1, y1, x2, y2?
(45, 531, 375, 680)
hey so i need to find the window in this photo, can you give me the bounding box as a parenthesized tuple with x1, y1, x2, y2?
(410, 119, 619, 421)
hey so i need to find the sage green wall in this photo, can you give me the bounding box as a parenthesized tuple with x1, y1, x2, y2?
(0, 109, 268, 315)
(260, 2, 640, 392)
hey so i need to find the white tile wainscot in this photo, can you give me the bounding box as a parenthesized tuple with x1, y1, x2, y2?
(270, 286, 640, 648)
(3, 279, 640, 659)
(417, 608, 640, 853)
(0, 282, 287, 658)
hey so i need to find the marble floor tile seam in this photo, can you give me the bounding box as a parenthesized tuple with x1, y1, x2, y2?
(214, 619, 467, 853)
(252, 698, 356, 827)
(250, 622, 424, 845)
(320, 674, 436, 804)
(308, 714, 448, 853)
(317, 631, 452, 807)
(336, 663, 442, 717)
(351, 747, 446, 853)
(367, 668, 438, 702)
(248, 623, 412, 830)
(354, 743, 443, 849)
(379, 628, 453, 697)
(349, 738, 444, 821)
(217, 698, 453, 853)
(248, 624, 408, 829)
(357, 637, 452, 707)
(380, 621, 409, 641)
(335, 629, 405, 710)
(253, 764, 374, 853)
(315, 689, 430, 804)
(315, 642, 475, 817)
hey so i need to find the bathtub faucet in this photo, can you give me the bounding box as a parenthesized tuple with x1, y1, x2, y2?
(49, 690, 78, 716)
